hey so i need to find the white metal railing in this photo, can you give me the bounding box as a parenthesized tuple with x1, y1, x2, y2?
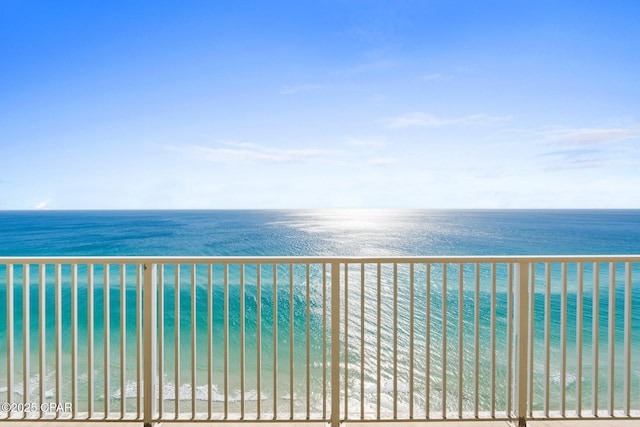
(1, 256, 639, 426)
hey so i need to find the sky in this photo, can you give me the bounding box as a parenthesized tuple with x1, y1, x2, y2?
(1, 0, 639, 209)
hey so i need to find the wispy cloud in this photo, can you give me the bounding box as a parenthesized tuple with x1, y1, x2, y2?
(422, 73, 452, 81)
(366, 157, 396, 166)
(536, 125, 640, 170)
(280, 83, 332, 95)
(383, 112, 511, 129)
(337, 60, 397, 75)
(544, 126, 640, 146)
(172, 141, 340, 164)
(34, 200, 51, 210)
(473, 170, 510, 179)
(346, 136, 386, 147)
(539, 148, 608, 171)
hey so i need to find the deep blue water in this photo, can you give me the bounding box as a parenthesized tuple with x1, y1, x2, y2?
(1, 209, 639, 256)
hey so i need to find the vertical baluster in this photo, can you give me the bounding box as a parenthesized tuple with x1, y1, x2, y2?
(23, 264, 30, 416)
(544, 263, 550, 417)
(143, 263, 157, 427)
(70, 264, 78, 419)
(442, 263, 447, 419)
(425, 263, 431, 418)
(458, 263, 463, 419)
(240, 264, 245, 419)
(409, 263, 415, 419)
(38, 264, 46, 418)
(560, 263, 567, 416)
(360, 263, 365, 420)
(289, 263, 294, 419)
(6, 265, 15, 414)
(104, 264, 110, 418)
(207, 264, 213, 420)
(158, 264, 165, 420)
(490, 263, 496, 418)
(344, 263, 349, 420)
(55, 264, 62, 418)
(507, 264, 513, 417)
(306, 263, 311, 420)
(528, 263, 535, 417)
(393, 263, 398, 419)
(272, 264, 278, 420)
(256, 264, 262, 419)
(223, 264, 229, 419)
(623, 262, 631, 416)
(330, 262, 340, 427)
(473, 263, 479, 418)
(592, 262, 599, 416)
(576, 262, 583, 416)
(136, 264, 142, 419)
(322, 263, 327, 420)
(514, 263, 529, 427)
(191, 264, 197, 419)
(120, 264, 126, 419)
(608, 263, 615, 416)
(174, 264, 180, 419)
(376, 263, 381, 420)
(88, 264, 95, 419)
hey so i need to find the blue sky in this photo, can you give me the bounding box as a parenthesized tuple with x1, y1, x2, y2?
(1, 0, 639, 209)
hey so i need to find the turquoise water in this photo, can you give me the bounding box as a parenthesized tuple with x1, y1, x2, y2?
(1, 209, 639, 257)
(0, 209, 639, 417)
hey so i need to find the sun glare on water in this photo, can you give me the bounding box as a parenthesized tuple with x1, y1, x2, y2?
(279, 209, 437, 256)
(308, 209, 403, 231)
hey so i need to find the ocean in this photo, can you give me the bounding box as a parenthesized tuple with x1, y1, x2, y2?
(0, 209, 639, 418)
(1, 209, 640, 257)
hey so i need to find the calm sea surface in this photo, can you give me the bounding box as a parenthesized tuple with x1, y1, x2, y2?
(0, 210, 639, 416)
(1, 209, 639, 256)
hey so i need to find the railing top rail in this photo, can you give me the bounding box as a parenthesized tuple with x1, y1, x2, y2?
(1, 255, 640, 264)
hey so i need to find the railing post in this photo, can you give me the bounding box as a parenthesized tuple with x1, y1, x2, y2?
(143, 263, 157, 427)
(330, 262, 341, 427)
(514, 262, 529, 427)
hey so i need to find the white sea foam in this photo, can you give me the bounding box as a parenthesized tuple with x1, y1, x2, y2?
(110, 380, 267, 402)
(549, 371, 578, 386)
(9, 373, 56, 399)
(362, 381, 410, 395)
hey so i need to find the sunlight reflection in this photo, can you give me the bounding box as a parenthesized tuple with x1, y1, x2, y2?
(277, 209, 443, 256)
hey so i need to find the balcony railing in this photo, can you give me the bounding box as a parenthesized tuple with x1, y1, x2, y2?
(1, 256, 639, 426)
